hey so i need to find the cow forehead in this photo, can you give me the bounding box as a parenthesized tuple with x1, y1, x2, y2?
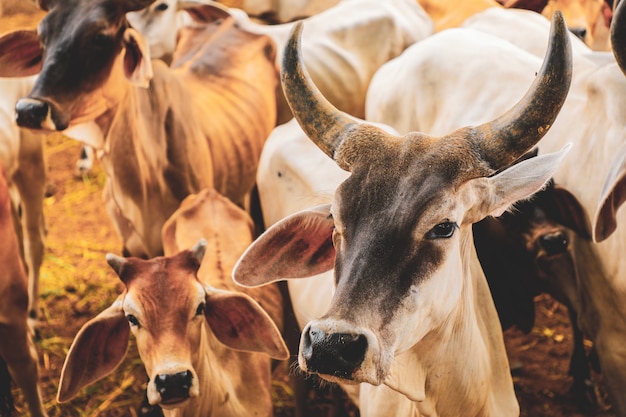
(40, 0, 125, 35)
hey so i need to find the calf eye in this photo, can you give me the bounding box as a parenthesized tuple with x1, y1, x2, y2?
(195, 302, 205, 316)
(126, 314, 140, 327)
(155, 2, 169, 11)
(426, 221, 458, 240)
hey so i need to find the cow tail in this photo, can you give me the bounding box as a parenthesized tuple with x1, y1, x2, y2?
(0, 356, 14, 417)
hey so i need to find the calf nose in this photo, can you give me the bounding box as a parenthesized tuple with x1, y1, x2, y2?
(569, 27, 587, 41)
(538, 231, 568, 255)
(154, 370, 193, 404)
(301, 326, 367, 379)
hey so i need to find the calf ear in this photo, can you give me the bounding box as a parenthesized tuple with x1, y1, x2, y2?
(550, 185, 592, 240)
(0, 30, 43, 77)
(57, 297, 130, 403)
(233, 204, 335, 287)
(204, 288, 289, 360)
(477, 144, 572, 220)
(122, 28, 153, 88)
(594, 147, 626, 242)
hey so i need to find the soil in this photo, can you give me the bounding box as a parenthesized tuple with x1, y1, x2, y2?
(0, 7, 620, 417)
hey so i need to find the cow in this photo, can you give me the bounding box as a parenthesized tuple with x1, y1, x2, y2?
(0, 0, 278, 259)
(214, 0, 339, 23)
(417, 0, 611, 50)
(473, 176, 603, 407)
(122, 0, 433, 125)
(365, 3, 626, 414)
(0, 161, 48, 417)
(57, 188, 289, 417)
(233, 13, 572, 416)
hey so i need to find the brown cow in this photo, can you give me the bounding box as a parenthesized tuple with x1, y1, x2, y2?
(57, 189, 288, 416)
(0, 161, 48, 417)
(0, 0, 277, 259)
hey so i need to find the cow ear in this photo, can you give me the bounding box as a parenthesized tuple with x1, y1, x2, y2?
(594, 146, 626, 242)
(122, 28, 153, 88)
(550, 185, 592, 240)
(57, 297, 129, 403)
(233, 204, 335, 287)
(0, 30, 43, 77)
(474, 144, 571, 220)
(204, 288, 289, 360)
(180, 2, 233, 23)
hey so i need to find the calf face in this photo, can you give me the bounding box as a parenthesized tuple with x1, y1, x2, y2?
(57, 242, 288, 409)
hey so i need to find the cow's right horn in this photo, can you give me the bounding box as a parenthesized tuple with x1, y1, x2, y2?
(281, 22, 359, 171)
(612, 0, 626, 75)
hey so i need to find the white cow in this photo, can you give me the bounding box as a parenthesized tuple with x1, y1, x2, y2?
(125, 0, 434, 124)
(215, 0, 339, 23)
(233, 14, 572, 417)
(366, 4, 626, 415)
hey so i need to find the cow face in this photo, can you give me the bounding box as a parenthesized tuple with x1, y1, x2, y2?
(0, 0, 154, 131)
(234, 14, 572, 388)
(57, 241, 288, 406)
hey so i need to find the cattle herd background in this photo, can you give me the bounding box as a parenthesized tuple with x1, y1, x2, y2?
(0, 0, 623, 416)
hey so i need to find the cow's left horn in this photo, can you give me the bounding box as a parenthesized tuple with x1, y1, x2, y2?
(612, 0, 626, 75)
(474, 11, 572, 170)
(281, 22, 359, 171)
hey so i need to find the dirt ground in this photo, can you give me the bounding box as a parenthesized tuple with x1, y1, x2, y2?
(0, 5, 620, 417)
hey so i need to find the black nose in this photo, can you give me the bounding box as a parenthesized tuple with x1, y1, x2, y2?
(301, 326, 367, 379)
(569, 27, 587, 41)
(15, 98, 50, 129)
(154, 370, 193, 403)
(538, 231, 568, 255)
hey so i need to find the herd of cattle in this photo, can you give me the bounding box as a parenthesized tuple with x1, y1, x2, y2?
(0, 0, 625, 416)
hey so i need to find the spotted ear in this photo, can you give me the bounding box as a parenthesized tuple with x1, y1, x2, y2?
(470, 144, 572, 222)
(204, 287, 289, 360)
(123, 27, 153, 87)
(233, 204, 335, 287)
(594, 145, 626, 242)
(57, 297, 129, 403)
(0, 30, 43, 77)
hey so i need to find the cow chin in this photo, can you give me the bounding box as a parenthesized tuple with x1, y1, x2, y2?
(298, 318, 393, 386)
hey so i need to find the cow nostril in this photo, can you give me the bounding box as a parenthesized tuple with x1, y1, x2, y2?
(538, 231, 568, 255)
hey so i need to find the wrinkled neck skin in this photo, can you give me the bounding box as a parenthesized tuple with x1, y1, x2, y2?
(160, 323, 273, 417)
(377, 229, 518, 417)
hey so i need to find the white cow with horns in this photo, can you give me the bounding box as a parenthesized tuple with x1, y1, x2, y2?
(365, 2, 626, 414)
(233, 13, 573, 417)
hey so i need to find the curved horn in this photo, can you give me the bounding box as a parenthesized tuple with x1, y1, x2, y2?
(281, 22, 359, 171)
(106, 253, 127, 276)
(474, 11, 572, 170)
(612, 0, 626, 75)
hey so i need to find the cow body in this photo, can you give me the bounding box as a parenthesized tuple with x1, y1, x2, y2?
(0, 76, 47, 329)
(125, 0, 433, 125)
(57, 188, 288, 416)
(366, 8, 626, 415)
(216, 0, 339, 23)
(0, 162, 48, 417)
(234, 14, 572, 417)
(0, 0, 277, 259)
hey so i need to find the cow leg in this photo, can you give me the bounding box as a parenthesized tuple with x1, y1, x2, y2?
(12, 129, 47, 334)
(0, 325, 48, 417)
(567, 309, 598, 409)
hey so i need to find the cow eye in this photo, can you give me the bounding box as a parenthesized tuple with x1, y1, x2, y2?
(126, 314, 140, 327)
(426, 221, 458, 240)
(195, 302, 205, 316)
(155, 2, 169, 11)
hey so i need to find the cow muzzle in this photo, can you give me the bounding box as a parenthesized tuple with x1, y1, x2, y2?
(149, 369, 196, 407)
(15, 97, 68, 131)
(299, 321, 383, 385)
